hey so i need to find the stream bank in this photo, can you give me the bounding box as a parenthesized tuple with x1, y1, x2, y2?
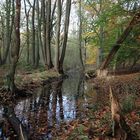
(0, 71, 140, 139)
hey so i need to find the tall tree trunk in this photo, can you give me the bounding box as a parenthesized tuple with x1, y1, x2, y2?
(37, 0, 45, 65)
(100, 11, 140, 70)
(23, 0, 31, 64)
(55, 0, 61, 71)
(46, 0, 53, 69)
(35, 0, 41, 68)
(96, 26, 104, 68)
(7, 0, 21, 93)
(78, 0, 84, 69)
(59, 0, 72, 73)
(0, 43, 2, 65)
(2, 0, 15, 64)
(31, 0, 36, 66)
(42, 0, 47, 65)
(35, 32, 40, 68)
(50, 0, 57, 34)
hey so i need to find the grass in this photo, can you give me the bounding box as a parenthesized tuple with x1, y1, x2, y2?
(15, 69, 61, 86)
(122, 95, 136, 113)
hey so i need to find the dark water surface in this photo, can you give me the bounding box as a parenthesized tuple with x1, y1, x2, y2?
(0, 71, 100, 139)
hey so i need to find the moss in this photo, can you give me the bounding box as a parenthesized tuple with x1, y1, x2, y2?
(15, 70, 61, 87)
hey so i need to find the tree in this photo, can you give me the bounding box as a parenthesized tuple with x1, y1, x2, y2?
(78, 0, 84, 69)
(23, 0, 31, 64)
(46, 0, 53, 69)
(7, 0, 21, 93)
(55, 0, 61, 71)
(31, 0, 36, 66)
(59, 0, 72, 73)
(100, 9, 140, 70)
(1, 0, 15, 64)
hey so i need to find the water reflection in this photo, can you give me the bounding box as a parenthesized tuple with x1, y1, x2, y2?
(0, 72, 98, 139)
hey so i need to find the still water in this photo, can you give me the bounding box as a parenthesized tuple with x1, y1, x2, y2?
(0, 71, 100, 139)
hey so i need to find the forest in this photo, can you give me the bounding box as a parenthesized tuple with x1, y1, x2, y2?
(0, 0, 140, 139)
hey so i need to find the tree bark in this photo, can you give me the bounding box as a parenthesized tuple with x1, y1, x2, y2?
(2, 0, 15, 64)
(23, 0, 31, 64)
(46, 0, 53, 69)
(55, 0, 61, 71)
(7, 0, 21, 93)
(36, 0, 45, 65)
(31, 0, 36, 66)
(100, 10, 140, 70)
(42, 0, 47, 65)
(78, 0, 84, 69)
(59, 0, 72, 73)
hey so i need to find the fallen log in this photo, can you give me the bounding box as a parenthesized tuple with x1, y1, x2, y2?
(4, 106, 28, 140)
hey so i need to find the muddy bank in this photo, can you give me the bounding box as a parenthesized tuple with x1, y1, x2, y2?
(92, 72, 140, 94)
(0, 70, 65, 105)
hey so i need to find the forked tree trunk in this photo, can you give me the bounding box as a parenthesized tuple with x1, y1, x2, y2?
(100, 10, 140, 70)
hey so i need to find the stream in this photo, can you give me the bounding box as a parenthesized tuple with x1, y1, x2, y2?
(0, 71, 101, 139)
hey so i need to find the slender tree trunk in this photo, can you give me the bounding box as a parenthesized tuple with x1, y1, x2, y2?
(100, 11, 140, 70)
(42, 0, 47, 65)
(0, 14, 5, 62)
(55, 0, 61, 71)
(96, 26, 104, 68)
(78, 0, 84, 69)
(2, 0, 14, 64)
(46, 0, 53, 69)
(35, 32, 40, 68)
(31, 0, 36, 66)
(50, 0, 57, 35)
(84, 39, 87, 64)
(23, 0, 31, 64)
(7, 0, 21, 93)
(0, 43, 2, 65)
(37, 0, 45, 65)
(35, 0, 41, 68)
(59, 0, 72, 73)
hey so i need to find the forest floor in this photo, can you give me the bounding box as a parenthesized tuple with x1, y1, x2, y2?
(49, 72, 140, 140)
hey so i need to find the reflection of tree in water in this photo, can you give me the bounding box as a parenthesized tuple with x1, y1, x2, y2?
(75, 73, 85, 118)
(0, 80, 64, 139)
(0, 73, 102, 139)
(3, 106, 28, 140)
(51, 81, 64, 124)
(26, 81, 64, 139)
